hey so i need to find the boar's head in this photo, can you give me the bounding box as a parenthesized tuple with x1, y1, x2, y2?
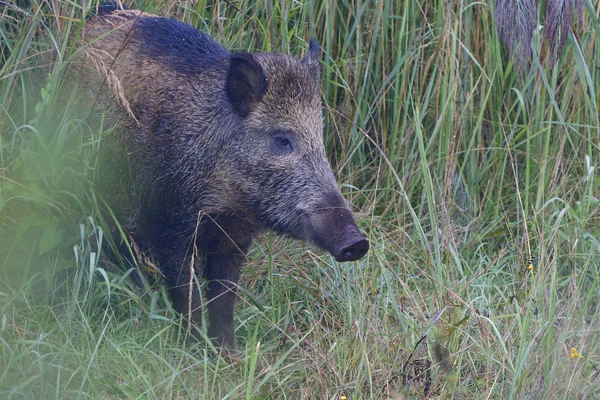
(223, 40, 369, 262)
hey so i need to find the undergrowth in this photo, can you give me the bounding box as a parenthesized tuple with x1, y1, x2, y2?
(1, 1, 599, 398)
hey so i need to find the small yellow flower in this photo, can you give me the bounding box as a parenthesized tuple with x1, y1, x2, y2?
(340, 396, 347, 400)
(570, 347, 582, 359)
(527, 263, 534, 271)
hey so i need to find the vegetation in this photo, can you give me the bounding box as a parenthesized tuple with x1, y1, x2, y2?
(1, 0, 599, 398)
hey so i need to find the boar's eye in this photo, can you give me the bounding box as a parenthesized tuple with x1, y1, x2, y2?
(275, 137, 291, 148)
(272, 135, 294, 156)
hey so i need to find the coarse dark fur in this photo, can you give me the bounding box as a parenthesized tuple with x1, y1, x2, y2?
(74, 4, 369, 350)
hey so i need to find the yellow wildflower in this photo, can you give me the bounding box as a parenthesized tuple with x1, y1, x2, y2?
(570, 347, 582, 359)
(527, 263, 533, 271)
(526, 256, 535, 273)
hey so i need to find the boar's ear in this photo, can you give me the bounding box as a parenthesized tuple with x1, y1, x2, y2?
(226, 53, 267, 117)
(302, 39, 321, 79)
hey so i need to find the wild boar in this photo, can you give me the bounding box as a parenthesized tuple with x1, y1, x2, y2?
(76, 4, 369, 350)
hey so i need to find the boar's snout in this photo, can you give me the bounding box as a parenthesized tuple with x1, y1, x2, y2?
(303, 192, 369, 262)
(336, 236, 370, 262)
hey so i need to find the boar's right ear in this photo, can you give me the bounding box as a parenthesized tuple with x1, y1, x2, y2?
(302, 39, 321, 79)
(226, 53, 267, 117)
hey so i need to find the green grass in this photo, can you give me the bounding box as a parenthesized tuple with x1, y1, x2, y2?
(1, 0, 599, 398)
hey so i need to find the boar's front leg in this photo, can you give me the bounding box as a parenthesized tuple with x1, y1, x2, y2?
(144, 207, 205, 331)
(161, 244, 204, 332)
(204, 239, 249, 351)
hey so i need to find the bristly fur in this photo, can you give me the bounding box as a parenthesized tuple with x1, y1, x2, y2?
(74, 8, 368, 351)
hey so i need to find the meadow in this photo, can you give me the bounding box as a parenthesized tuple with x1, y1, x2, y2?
(1, 0, 599, 398)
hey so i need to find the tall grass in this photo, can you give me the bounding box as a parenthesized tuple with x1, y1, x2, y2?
(1, 0, 599, 398)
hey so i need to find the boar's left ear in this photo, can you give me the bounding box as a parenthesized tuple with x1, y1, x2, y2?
(226, 53, 267, 117)
(302, 39, 321, 79)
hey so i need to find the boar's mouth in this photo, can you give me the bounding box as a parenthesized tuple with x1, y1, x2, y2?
(301, 192, 369, 262)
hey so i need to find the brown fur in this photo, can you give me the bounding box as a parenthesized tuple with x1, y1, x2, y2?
(73, 6, 368, 350)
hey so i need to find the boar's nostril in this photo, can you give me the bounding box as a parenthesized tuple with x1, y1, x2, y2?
(336, 238, 369, 262)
